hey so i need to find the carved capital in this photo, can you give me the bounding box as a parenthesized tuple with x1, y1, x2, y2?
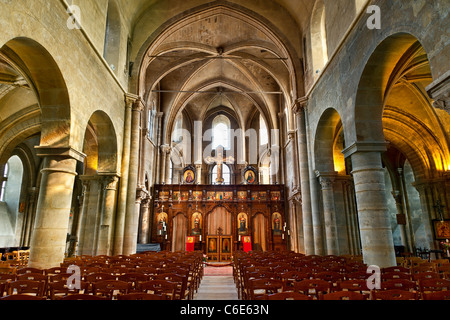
(293, 97, 308, 114)
(315, 171, 337, 190)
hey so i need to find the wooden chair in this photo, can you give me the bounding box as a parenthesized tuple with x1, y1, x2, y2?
(265, 292, 311, 300)
(137, 280, 177, 300)
(423, 291, 450, 300)
(0, 282, 6, 297)
(382, 272, 411, 281)
(47, 280, 87, 300)
(45, 267, 66, 276)
(321, 291, 367, 300)
(248, 279, 284, 300)
(382, 266, 410, 274)
(92, 280, 131, 300)
(337, 280, 370, 294)
(281, 271, 311, 291)
(117, 293, 166, 300)
(381, 279, 417, 291)
(154, 273, 189, 300)
(16, 267, 45, 275)
(60, 294, 109, 300)
(372, 289, 418, 300)
(418, 278, 450, 294)
(8, 280, 46, 297)
(0, 294, 46, 300)
(412, 272, 440, 282)
(292, 279, 332, 300)
(0, 274, 16, 283)
(118, 273, 150, 291)
(346, 271, 369, 280)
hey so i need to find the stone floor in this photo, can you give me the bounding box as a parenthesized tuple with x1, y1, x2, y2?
(193, 266, 240, 300)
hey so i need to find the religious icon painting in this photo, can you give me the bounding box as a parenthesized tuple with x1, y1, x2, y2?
(191, 212, 202, 235)
(183, 166, 196, 184)
(193, 191, 202, 201)
(238, 191, 247, 201)
(157, 212, 168, 236)
(433, 220, 450, 240)
(272, 212, 283, 235)
(221, 237, 232, 253)
(208, 237, 218, 253)
(243, 166, 258, 185)
(237, 212, 248, 235)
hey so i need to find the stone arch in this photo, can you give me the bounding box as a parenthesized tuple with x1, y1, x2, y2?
(314, 108, 344, 174)
(0, 37, 71, 149)
(83, 110, 119, 175)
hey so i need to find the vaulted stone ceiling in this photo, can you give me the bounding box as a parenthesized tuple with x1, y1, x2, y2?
(133, 1, 310, 143)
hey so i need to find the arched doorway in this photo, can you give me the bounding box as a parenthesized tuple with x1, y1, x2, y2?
(252, 213, 268, 252)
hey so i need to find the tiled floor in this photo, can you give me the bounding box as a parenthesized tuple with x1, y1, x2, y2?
(194, 275, 240, 300)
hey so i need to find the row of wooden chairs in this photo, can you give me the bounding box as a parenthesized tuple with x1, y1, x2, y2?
(0, 251, 204, 300)
(233, 252, 450, 300)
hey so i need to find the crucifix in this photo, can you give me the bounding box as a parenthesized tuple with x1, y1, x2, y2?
(434, 200, 445, 221)
(205, 145, 234, 185)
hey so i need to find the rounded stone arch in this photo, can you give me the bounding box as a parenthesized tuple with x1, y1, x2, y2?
(0, 37, 71, 149)
(103, 0, 122, 74)
(82, 110, 119, 175)
(351, 32, 433, 145)
(314, 108, 345, 174)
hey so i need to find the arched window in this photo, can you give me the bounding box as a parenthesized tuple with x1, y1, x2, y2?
(212, 115, 231, 150)
(212, 165, 231, 185)
(0, 163, 9, 202)
(103, 0, 121, 73)
(310, 0, 328, 77)
(260, 115, 269, 146)
(0, 156, 23, 209)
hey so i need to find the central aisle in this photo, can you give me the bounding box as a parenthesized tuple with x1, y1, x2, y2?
(193, 266, 240, 300)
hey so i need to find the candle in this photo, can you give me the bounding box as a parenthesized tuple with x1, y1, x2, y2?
(199, 235, 202, 242)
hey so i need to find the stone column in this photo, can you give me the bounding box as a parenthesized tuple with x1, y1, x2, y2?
(139, 197, 151, 244)
(160, 145, 170, 184)
(113, 94, 134, 255)
(343, 142, 396, 268)
(195, 164, 202, 184)
(23, 187, 39, 247)
(316, 171, 339, 255)
(293, 98, 315, 255)
(413, 182, 437, 252)
(28, 147, 84, 269)
(74, 179, 90, 256)
(154, 112, 164, 184)
(391, 190, 410, 252)
(287, 131, 300, 192)
(96, 174, 119, 256)
(123, 97, 144, 255)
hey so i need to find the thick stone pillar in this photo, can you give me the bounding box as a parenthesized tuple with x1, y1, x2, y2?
(159, 145, 170, 184)
(316, 171, 339, 255)
(343, 142, 396, 268)
(96, 174, 119, 256)
(113, 94, 134, 255)
(23, 187, 39, 247)
(28, 147, 83, 269)
(293, 98, 315, 255)
(123, 97, 144, 255)
(139, 197, 151, 244)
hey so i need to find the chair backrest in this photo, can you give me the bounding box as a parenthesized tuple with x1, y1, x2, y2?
(17, 273, 48, 282)
(419, 278, 450, 293)
(372, 289, 418, 300)
(265, 292, 311, 300)
(92, 280, 131, 299)
(137, 280, 177, 300)
(382, 266, 410, 274)
(382, 272, 411, 281)
(381, 279, 417, 291)
(16, 267, 45, 275)
(248, 279, 284, 300)
(85, 272, 117, 283)
(8, 280, 45, 297)
(338, 280, 370, 292)
(60, 294, 109, 300)
(292, 279, 331, 299)
(412, 272, 440, 282)
(0, 294, 45, 300)
(423, 291, 450, 300)
(117, 293, 166, 301)
(322, 291, 367, 301)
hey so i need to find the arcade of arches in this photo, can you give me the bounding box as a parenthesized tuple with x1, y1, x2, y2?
(0, 0, 449, 271)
